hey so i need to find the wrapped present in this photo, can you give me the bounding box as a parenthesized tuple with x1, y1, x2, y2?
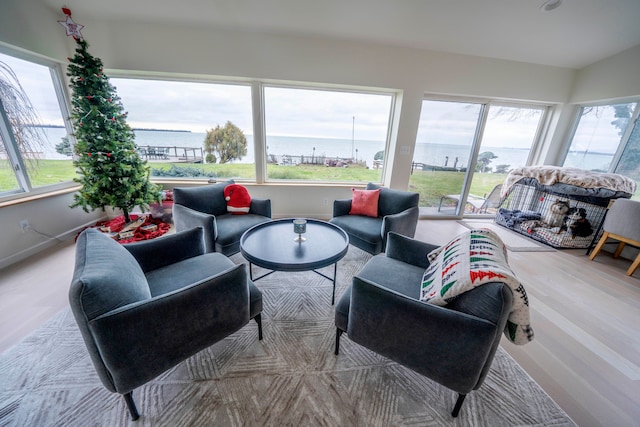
(119, 230, 135, 239)
(141, 224, 158, 232)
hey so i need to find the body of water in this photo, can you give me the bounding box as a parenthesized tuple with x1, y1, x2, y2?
(38, 127, 614, 172)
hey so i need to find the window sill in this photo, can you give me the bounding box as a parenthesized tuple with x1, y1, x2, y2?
(0, 184, 80, 208)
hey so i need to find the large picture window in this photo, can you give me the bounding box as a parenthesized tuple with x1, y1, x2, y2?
(0, 51, 74, 196)
(110, 78, 255, 180)
(263, 86, 393, 182)
(563, 102, 639, 197)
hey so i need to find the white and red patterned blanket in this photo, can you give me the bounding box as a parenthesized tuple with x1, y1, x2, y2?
(420, 229, 534, 345)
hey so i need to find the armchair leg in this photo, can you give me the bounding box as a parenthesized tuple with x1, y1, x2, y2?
(254, 314, 263, 340)
(335, 328, 343, 355)
(451, 393, 466, 418)
(123, 392, 140, 421)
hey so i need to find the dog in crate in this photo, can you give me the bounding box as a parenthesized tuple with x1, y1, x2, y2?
(543, 199, 571, 228)
(558, 207, 593, 238)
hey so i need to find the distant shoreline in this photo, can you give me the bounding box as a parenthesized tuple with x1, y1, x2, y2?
(32, 124, 191, 133)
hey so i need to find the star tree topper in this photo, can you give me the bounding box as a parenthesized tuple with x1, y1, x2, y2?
(58, 7, 84, 39)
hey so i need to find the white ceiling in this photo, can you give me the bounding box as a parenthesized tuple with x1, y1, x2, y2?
(42, 0, 640, 69)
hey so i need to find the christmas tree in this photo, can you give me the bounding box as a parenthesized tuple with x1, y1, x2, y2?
(67, 39, 159, 223)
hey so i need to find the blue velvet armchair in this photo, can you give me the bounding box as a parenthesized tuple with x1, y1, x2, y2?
(329, 183, 419, 254)
(69, 227, 263, 420)
(335, 232, 514, 417)
(173, 180, 272, 256)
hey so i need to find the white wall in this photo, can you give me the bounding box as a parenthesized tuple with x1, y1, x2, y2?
(571, 45, 640, 104)
(0, 192, 104, 269)
(0, 0, 636, 267)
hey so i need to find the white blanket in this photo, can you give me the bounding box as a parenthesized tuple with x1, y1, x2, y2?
(420, 229, 534, 345)
(501, 165, 637, 197)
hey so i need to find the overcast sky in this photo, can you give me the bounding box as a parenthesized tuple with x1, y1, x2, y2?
(2, 51, 634, 155)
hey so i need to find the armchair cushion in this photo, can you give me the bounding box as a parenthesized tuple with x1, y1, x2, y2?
(73, 228, 151, 321)
(173, 180, 233, 216)
(367, 182, 419, 217)
(330, 215, 386, 254)
(349, 188, 380, 217)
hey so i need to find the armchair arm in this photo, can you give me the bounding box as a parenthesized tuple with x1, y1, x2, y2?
(381, 206, 419, 244)
(385, 232, 439, 268)
(124, 227, 206, 273)
(172, 203, 217, 253)
(250, 198, 272, 218)
(333, 199, 352, 217)
(348, 276, 497, 394)
(89, 264, 250, 394)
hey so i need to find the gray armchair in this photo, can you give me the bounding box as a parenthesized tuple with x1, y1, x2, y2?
(335, 232, 513, 417)
(173, 180, 272, 256)
(69, 227, 263, 420)
(329, 183, 419, 254)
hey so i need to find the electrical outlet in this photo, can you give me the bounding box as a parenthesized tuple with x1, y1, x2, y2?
(323, 198, 329, 206)
(20, 219, 30, 232)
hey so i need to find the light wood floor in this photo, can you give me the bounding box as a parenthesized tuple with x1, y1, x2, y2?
(1, 220, 639, 427)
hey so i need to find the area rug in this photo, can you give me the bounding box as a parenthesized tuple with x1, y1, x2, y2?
(0, 246, 574, 426)
(458, 220, 556, 252)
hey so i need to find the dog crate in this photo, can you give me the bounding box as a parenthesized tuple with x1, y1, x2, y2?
(495, 177, 632, 249)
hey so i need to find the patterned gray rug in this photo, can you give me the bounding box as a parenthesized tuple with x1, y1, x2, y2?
(0, 246, 574, 426)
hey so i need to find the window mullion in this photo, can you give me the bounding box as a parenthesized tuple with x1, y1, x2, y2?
(251, 81, 266, 184)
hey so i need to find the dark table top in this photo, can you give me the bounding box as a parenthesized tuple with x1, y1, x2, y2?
(240, 218, 349, 272)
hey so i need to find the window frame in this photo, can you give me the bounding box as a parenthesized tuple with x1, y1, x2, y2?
(562, 99, 640, 174)
(0, 44, 77, 201)
(259, 82, 396, 184)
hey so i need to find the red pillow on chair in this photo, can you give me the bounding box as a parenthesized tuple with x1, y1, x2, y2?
(349, 188, 381, 217)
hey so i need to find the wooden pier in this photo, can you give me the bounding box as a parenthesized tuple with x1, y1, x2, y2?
(137, 145, 203, 163)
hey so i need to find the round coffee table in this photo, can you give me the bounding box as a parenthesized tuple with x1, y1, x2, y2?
(240, 218, 349, 304)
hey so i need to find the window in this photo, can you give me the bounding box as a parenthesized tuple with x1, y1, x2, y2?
(263, 86, 393, 182)
(0, 51, 74, 196)
(110, 78, 255, 180)
(410, 98, 546, 215)
(563, 102, 639, 197)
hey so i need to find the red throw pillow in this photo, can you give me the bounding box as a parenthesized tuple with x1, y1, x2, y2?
(349, 188, 380, 217)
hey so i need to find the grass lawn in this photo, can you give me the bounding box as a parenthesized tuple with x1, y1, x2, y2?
(409, 170, 506, 207)
(1, 159, 76, 189)
(4, 160, 637, 206)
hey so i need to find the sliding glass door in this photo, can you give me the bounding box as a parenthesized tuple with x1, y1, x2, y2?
(410, 98, 546, 216)
(466, 105, 544, 214)
(409, 99, 485, 215)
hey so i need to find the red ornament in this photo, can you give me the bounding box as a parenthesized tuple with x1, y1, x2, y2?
(86, 95, 93, 100)
(106, 152, 112, 157)
(62, 7, 72, 16)
(87, 152, 92, 156)
(108, 97, 112, 102)
(111, 117, 116, 121)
